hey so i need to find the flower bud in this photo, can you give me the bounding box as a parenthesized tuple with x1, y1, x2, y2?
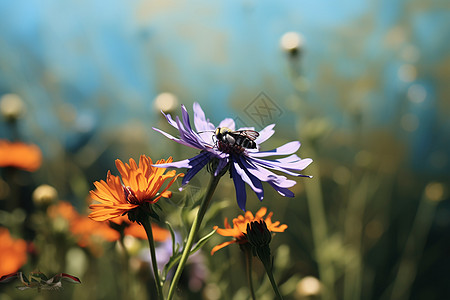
(280, 31, 304, 57)
(32, 184, 58, 207)
(153, 92, 178, 113)
(245, 220, 273, 268)
(0, 93, 25, 122)
(246, 220, 272, 248)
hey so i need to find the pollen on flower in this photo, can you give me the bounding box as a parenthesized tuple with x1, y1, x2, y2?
(123, 186, 140, 205)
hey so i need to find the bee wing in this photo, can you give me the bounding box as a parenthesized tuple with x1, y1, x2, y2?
(234, 130, 259, 141)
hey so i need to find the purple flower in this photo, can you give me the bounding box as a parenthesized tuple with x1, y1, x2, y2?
(153, 103, 312, 211)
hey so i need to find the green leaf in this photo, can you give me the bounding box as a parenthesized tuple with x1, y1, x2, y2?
(190, 228, 217, 253)
(165, 221, 178, 256)
(162, 252, 182, 282)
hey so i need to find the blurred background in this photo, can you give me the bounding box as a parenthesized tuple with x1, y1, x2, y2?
(0, 0, 449, 299)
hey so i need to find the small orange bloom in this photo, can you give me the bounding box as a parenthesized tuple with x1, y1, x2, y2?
(48, 202, 169, 254)
(0, 140, 42, 172)
(0, 228, 27, 276)
(89, 155, 183, 222)
(70, 217, 120, 247)
(211, 207, 287, 255)
(47, 201, 79, 222)
(48, 201, 119, 252)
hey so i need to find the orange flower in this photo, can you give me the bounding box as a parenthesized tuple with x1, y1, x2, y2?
(48, 202, 169, 248)
(89, 155, 183, 222)
(0, 140, 42, 172)
(211, 207, 287, 255)
(70, 217, 120, 247)
(47, 201, 79, 223)
(48, 201, 118, 252)
(0, 228, 27, 276)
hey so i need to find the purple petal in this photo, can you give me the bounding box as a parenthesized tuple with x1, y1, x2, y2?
(153, 152, 210, 170)
(231, 164, 247, 211)
(181, 156, 211, 186)
(218, 118, 235, 130)
(275, 156, 313, 169)
(155, 104, 216, 151)
(153, 127, 202, 149)
(161, 111, 180, 129)
(240, 157, 297, 198)
(268, 182, 295, 197)
(255, 124, 275, 144)
(181, 104, 193, 133)
(213, 156, 230, 177)
(193, 102, 215, 132)
(249, 141, 301, 157)
(251, 156, 313, 176)
(243, 170, 264, 201)
(234, 158, 264, 200)
(175, 116, 205, 149)
(240, 157, 297, 188)
(154, 159, 192, 169)
(198, 132, 215, 145)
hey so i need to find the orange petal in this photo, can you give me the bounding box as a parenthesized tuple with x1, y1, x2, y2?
(210, 240, 236, 255)
(255, 207, 267, 219)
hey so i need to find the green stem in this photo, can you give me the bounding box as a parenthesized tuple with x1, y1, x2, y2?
(244, 246, 257, 300)
(262, 260, 283, 300)
(389, 192, 438, 300)
(142, 216, 164, 300)
(118, 234, 131, 299)
(167, 174, 221, 300)
(119, 234, 130, 262)
(303, 145, 335, 300)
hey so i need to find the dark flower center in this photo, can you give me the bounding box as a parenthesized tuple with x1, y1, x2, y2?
(123, 186, 140, 205)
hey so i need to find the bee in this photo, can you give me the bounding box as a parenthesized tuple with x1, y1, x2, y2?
(214, 127, 259, 151)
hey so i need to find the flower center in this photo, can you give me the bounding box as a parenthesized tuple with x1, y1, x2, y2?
(123, 186, 140, 205)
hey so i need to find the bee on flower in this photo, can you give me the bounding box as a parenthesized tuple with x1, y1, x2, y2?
(153, 102, 312, 210)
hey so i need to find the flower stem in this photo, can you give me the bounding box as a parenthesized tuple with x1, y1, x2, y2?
(244, 246, 257, 300)
(118, 234, 131, 299)
(255, 246, 284, 300)
(167, 174, 221, 300)
(142, 216, 164, 300)
(303, 145, 335, 300)
(262, 261, 284, 300)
